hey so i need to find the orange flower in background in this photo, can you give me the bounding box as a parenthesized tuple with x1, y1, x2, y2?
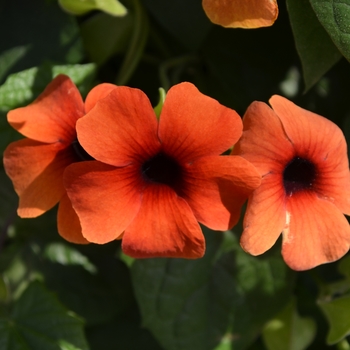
(64, 82, 261, 258)
(202, 0, 278, 29)
(233, 95, 350, 270)
(3, 75, 116, 244)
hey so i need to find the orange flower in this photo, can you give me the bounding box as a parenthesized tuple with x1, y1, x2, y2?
(64, 82, 261, 258)
(233, 95, 350, 270)
(202, 0, 278, 29)
(3, 75, 116, 244)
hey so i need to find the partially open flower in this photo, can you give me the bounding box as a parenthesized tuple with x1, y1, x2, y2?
(202, 0, 278, 29)
(64, 82, 261, 258)
(3, 75, 116, 243)
(233, 95, 350, 270)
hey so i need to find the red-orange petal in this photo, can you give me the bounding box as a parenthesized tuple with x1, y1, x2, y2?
(240, 173, 286, 255)
(8, 75, 84, 143)
(76, 86, 160, 167)
(232, 100, 294, 175)
(3, 138, 72, 217)
(64, 161, 142, 244)
(282, 192, 350, 271)
(202, 0, 278, 29)
(182, 155, 261, 230)
(122, 184, 205, 259)
(270, 95, 350, 215)
(57, 192, 89, 244)
(159, 82, 242, 163)
(84, 83, 117, 113)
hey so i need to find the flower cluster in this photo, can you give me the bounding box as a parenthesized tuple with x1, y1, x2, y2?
(4, 75, 350, 270)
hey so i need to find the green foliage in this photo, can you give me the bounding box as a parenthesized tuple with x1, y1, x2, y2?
(0, 281, 88, 350)
(263, 298, 316, 350)
(310, 0, 350, 63)
(286, 0, 341, 91)
(59, 0, 127, 17)
(0, 63, 96, 111)
(131, 231, 295, 350)
(1, 1, 350, 349)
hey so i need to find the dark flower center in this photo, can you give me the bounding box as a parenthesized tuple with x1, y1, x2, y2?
(283, 156, 316, 196)
(142, 152, 182, 188)
(71, 139, 94, 161)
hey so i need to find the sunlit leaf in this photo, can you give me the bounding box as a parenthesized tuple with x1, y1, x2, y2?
(263, 298, 316, 350)
(0, 281, 88, 350)
(286, 0, 341, 91)
(309, 0, 350, 63)
(153, 87, 166, 118)
(59, 0, 127, 16)
(0, 63, 96, 111)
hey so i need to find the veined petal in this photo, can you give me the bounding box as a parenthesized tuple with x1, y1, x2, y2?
(57, 193, 89, 244)
(122, 184, 205, 259)
(270, 95, 350, 214)
(84, 83, 117, 113)
(282, 192, 350, 271)
(202, 0, 278, 29)
(159, 82, 242, 163)
(64, 161, 142, 244)
(8, 75, 84, 143)
(77, 86, 160, 167)
(240, 173, 286, 255)
(233, 101, 294, 175)
(3, 138, 72, 217)
(183, 155, 261, 231)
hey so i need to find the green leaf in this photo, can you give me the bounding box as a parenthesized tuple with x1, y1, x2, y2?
(0, 0, 83, 70)
(59, 0, 127, 16)
(309, 0, 350, 62)
(80, 12, 133, 65)
(0, 281, 88, 350)
(131, 230, 295, 350)
(153, 88, 166, 118)
(286, 0, 341, 91)
(0, 63, 96, 111)
(263, 298, 316, 350)
(319, 294, 350, 344)
(0, 46, 30, 84)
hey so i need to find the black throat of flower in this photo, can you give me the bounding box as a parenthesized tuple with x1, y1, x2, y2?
(141, 152, 183, 190)
(283, 156, 317, 196)
(71, 139, 94, 162)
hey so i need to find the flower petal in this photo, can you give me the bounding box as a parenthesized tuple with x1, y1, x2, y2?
(122, 184, 205, 259)
(270, 95, 350, 215)
(57, 192, 89, 244)
(8, 75, 84, 143)
(233, 100, 294, 175)
(76, 86, 160, 167)
(64, 161, 142, 244)
(159, 82, 242, 163)
(202, 0, 278, 29)
(182, 155, 261, 230)
(282, 192, 350, 270)
(240, 173, 286, 255)
(84, 83, 117, 113)
(3, 138, 72, 217)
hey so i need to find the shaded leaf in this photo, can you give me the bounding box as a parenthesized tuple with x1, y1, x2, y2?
(0, 46, 29, 84)
(131, 230, 295, 350)
(0, 63, 96, 111)
(263, 298, 316, 350)
(80, 12, 133, 66)
(310, 0, 350, 62)
(59, 0, 127, 16)
(0, 0, 83, 73)
(319, 294, 350, 344)
(0, 281, 88, 350)
(286, 0, 341, 91)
